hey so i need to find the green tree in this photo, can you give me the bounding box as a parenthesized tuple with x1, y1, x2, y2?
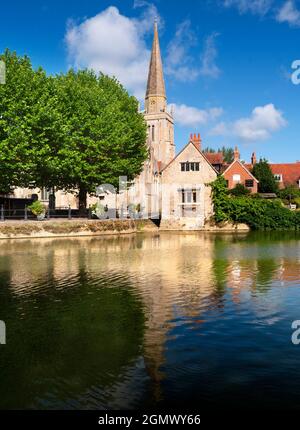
(252, 159, 278, 193)
(51, 70, 148, 212)
(0, 50, 48, 193)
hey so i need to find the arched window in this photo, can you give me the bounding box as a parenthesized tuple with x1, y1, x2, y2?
(152, 125, 155, 141)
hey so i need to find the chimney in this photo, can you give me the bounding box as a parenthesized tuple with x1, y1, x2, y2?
(190, 133, 202, 151)
(234, 146, 240, 161)
(251, 152, 257, 166)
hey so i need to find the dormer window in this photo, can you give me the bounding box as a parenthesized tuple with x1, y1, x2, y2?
(274, 174, 283, 182)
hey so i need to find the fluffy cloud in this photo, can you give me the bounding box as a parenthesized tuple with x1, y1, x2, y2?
(210, 104, 287, 141)
(199, 33, 221, 79)
(276, 1, 300, 26)
(168, 104, 223, 127)
(65, 5, 158, 99)
(223, 0, 273, 15)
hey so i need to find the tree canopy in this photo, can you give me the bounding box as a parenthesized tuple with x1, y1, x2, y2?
(0, 51, 148, 210)
(251, 159, 278, 193)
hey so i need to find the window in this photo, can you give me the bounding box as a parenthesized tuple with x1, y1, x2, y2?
(152, 125, 155, 141)
(40, 187, 50, 201)
(181, 189, 197, 204)
(233, 174, 241, 182)
(274, 174, 283, 182)
(245, 179, 254, 188)
(180, 162, 200, 172)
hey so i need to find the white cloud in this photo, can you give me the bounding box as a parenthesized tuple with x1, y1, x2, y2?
(166, 23, 221, 81)
(276, 1, 300, 26)
(168, 103, 223, 127)
(199, 32, 221, 79)
(223, 0, 273, 15)
(65, 5, 159, 99)
(165, 20, 199, 81)
(210, 104, 287, 141)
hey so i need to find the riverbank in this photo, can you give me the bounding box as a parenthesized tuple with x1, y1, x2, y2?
(0, 218, 250, 239)
(0, 219, 159, 239)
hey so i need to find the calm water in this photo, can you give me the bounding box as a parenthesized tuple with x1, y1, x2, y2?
(0, 232, 300, 410)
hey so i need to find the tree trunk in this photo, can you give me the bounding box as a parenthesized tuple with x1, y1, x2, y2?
(78, 187, 87, 217)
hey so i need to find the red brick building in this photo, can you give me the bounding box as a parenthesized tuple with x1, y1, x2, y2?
(222, 147, 259, 194)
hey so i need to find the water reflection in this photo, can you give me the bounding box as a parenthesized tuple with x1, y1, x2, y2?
(0, 232, 300, 409)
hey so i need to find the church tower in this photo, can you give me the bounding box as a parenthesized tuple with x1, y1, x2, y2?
(144, 21, 175, 169)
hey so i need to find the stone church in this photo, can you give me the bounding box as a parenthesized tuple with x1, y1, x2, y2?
(129, 22, 217, 227)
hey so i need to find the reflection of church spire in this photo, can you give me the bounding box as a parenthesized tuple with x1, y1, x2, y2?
(145, 21, 166, 113)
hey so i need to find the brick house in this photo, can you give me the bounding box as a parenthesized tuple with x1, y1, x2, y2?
(223, 147, 259, 194)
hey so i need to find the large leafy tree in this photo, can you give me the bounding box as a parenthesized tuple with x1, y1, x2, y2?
(0, 50, 49, 193)
(51, 70, 148, 212)
(252, 159, 278, 193)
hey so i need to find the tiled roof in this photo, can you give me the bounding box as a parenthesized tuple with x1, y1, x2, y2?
(269, 163, 300, 185)
(203, 152, 224, 165)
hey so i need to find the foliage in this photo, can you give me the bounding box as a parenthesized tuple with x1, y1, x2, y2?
(251, 159, 278, 193)
(27, 200, 45, 216)
(211, 176, 300, 230)
(278, 185, 300, 200)
(0, 50, 50, 193)
(203, 146, 234, 163)
(50, 70, 148, 212)
(0, 53, 148, 212)
(229, 183, 250, 196)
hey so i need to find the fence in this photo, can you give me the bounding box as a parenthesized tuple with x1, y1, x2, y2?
(0, 205, 91, 221)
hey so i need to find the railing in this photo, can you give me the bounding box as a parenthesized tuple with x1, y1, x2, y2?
(0, 205, 157, 221)
(0, 205, 90, 221)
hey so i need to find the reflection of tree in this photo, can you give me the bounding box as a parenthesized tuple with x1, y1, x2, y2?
(211, 237, 230, 305)
(254, 258, 278, 293)
(0, 275, 145, 409)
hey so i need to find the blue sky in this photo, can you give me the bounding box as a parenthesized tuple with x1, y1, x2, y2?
(1, 0, 300, 162)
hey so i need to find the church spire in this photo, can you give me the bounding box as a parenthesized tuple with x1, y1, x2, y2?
(145, 21, 166, 113)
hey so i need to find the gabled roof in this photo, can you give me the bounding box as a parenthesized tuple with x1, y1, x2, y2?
(160, 141, 219, 174)
(223, 159, 259, 182)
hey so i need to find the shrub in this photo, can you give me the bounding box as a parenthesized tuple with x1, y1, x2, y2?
(229, 183, 250, 197)
(27, 200, 45, 216)
(278, 185, 300, 200)
(211, 176, 300, 230)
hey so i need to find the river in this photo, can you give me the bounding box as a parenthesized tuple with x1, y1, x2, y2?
(0, 232, 300, 410)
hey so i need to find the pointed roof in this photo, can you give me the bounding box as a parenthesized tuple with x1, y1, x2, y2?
(160, 141, 219, 175)
(145, 21, 166, 99)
